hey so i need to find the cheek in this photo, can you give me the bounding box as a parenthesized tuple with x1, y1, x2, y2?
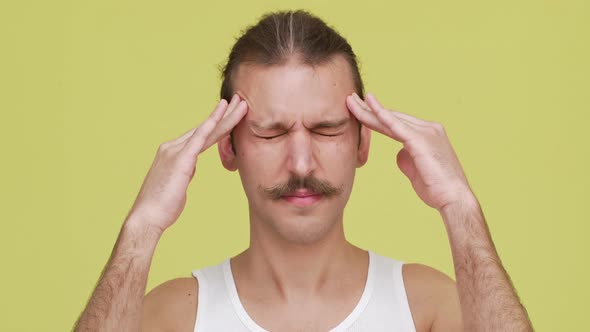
(237, 139, 286, 180)
(317, 134, 357, 161)
(240, 138, 285, 160)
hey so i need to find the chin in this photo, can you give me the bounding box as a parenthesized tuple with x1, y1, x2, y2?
(267, 213, 341, 245)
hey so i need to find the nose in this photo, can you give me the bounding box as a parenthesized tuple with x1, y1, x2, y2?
(286, 130, 317, 178)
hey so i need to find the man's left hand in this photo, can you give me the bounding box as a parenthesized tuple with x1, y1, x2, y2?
(346, 92, 475, 212)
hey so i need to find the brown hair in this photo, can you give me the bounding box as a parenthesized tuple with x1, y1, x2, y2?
(220, 10, 364, 100)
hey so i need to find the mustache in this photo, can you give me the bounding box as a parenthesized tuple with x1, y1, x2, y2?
(261, 175, 343, 200)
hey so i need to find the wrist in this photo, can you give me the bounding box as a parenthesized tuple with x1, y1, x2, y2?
(439, 193, 494, 251)
(120, 213, 164, 255)
(439, 192, 481, 225)
(124, 212, 165, 238)
(441, 190, 479, 211)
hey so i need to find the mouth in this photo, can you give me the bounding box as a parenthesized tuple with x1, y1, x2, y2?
(280, 190, 323, 207)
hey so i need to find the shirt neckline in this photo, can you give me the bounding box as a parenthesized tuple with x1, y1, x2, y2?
(222, 250, 376, 332)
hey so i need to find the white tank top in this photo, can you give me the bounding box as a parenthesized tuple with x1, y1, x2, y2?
(191, 250, 417, 332)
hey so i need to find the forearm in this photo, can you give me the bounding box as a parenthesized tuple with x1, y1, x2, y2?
(74, 214, 161, 332)
(440, 196, 533, 332)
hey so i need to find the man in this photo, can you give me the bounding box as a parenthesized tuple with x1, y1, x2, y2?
(74, 10, 533, 332)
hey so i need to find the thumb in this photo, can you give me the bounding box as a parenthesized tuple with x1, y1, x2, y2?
(396, 148, 417, 182)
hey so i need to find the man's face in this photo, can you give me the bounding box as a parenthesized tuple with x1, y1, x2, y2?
(219, 55, 370, 244)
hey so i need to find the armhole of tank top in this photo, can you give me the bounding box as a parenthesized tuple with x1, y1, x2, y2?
(191, 270, 206, 332)
(393, 261, 418, 332)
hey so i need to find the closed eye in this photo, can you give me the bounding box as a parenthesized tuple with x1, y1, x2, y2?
(315, 132, 342, 137)
(257, 133, 285, 140)
(256, 132, 342, 139)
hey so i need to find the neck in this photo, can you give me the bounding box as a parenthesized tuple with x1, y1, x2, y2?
(231, 210, 367, 303)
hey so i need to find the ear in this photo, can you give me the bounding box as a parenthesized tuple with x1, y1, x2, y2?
(356, 124, 371, 167)
(218, 134, 238, 171)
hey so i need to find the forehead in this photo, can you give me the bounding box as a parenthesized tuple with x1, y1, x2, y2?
(233, 55, 356, 123)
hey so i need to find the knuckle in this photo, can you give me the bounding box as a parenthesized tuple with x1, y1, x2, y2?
(157, 142, 180, 158)
(157, 143, 168, 152)
(429, 121, 446, 134)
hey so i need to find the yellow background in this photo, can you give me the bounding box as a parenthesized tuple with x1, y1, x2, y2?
(1, 0, 588, 330)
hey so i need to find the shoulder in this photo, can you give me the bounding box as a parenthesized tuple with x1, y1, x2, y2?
(141, 277, 198, 332)
(402, 263, 463, 332)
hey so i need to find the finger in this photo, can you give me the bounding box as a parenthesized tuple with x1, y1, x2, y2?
(354, 93, 420, 142)
(365, 93, 428, 126)
(201, 100, 249, 152)
(397, 147, 428, 197)
(396, 148, 417, 181)
(346, 95, 390, 134)
(184, 100, 232, 155)
(223, 94, 241, 118)
(172, 99, 229, 146)
(349, 93, 412, 142)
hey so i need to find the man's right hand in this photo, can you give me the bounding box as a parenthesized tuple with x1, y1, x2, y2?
(125, 94, 248, 235)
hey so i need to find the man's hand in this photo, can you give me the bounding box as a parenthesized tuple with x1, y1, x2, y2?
(74, 95, 247, 332)
(347, 92, 533, 331)
(127, 94, 248, 234)
(346, 92, 473, 211)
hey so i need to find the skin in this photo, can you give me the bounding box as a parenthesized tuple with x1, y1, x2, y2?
(74, 55, 533, 332)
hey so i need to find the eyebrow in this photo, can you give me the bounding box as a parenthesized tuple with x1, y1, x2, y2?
(310, 118, 350, 129)
(248, 118, 350, 131)
(248, 120, 292, 131)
